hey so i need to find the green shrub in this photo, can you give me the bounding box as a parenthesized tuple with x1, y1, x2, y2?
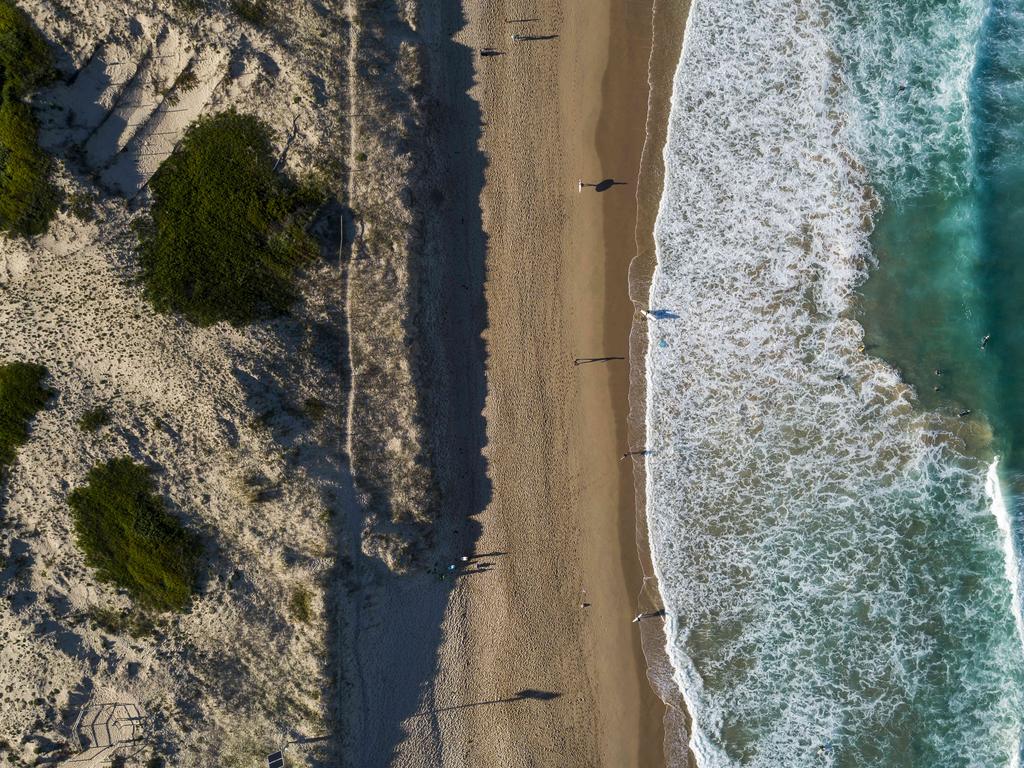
(77, 406, 110, 432)
(138, 110, 321, 326)
(288, 585, 311, 623)
(302, 397, 327, 421)
(0, 0, 53, 95)
(66, 190, 95, 222)
(0, 0, 57, 237)
(86, 606, 158, 638)
(69, 459, 200, 611)
(0, 361, 50, 475)
(230, 0, 269, 26)
(0, 84, 56, 235)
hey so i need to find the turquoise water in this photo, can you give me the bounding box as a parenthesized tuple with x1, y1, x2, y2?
(646, 0, 1024, 764)
(862, 0, 1024, 463)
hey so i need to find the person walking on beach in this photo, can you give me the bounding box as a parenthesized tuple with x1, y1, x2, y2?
(632, 610, 665, 623)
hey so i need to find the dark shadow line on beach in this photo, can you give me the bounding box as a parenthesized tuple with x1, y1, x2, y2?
(325, 1, 493, 767)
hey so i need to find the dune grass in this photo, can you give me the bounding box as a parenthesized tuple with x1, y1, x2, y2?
(0, 361, 50, 476)
(69, 458, 200, 611)
(138, 110, 321, 326)
(0, 0, 57, 237)
(77, 405, 111, 432)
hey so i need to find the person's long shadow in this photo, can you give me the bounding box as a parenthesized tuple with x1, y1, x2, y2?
(413, 689, 562, 717)
(595, 178, 628, 192)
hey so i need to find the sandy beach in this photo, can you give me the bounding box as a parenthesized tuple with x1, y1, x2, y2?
(353, 0, 688, 765)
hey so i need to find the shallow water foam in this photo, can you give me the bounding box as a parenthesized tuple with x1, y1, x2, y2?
(645, 0, 1024, 764)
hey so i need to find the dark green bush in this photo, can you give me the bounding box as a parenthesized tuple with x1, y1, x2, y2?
(77, 405, 111, 432)
(0, 361, 50, 475)
(0, 97, 56, 235)
(69, 459, 200, 611)
(0, 0, 53, 95)
(0, 0, 57, 237)
(138, 110, 321, 326)
(288, 585, 312, 623)
(230, 0, 269, 26)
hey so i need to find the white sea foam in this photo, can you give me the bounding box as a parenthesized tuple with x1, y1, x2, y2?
(646, 0, 1024, 764)
(986, 458, 1024, 652)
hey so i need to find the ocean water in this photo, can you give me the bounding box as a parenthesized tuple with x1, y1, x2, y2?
(644, 0, 1024, 765)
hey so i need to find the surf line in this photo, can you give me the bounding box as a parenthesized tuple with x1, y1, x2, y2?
(985, 457, 1024, 653)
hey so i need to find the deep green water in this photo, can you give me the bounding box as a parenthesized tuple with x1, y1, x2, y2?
(861, 0, 1024, 522)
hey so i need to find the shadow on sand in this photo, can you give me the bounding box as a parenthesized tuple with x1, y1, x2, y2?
(321, 1, 491, 766)
(411, 689, 562, 717)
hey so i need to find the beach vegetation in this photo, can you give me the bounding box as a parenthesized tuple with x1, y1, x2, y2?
(288, 585, 312, 623)
(138, 110, 321, 326)
(66, 190, 96, 222)
(0, 0, 58, 237)
(302, 396, 327, 421)
(78, 405, 111, 432)
(69, 458, 200, 611)
(0, 361, 51, 477)
(0, 0, 53, 96)
(230, 0, 269, 27)
(86, 605, 160, 638)
(162, 64, 199, 107)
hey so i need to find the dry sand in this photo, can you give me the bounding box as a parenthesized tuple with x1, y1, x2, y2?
(347, 0, 689, 765)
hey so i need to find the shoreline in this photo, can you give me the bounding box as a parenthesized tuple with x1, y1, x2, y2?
(594, 0, 692, 763)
